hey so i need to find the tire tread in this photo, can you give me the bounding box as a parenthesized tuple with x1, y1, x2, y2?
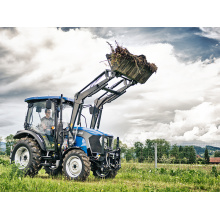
(62, 149, 91, 181)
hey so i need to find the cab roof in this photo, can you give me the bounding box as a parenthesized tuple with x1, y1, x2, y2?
(25, 96, 74, 103)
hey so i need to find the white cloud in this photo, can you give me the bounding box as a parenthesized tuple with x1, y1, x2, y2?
(198, 27, 220, 41)
(123, 102, 220, 146)
(0, 28, 111, 97)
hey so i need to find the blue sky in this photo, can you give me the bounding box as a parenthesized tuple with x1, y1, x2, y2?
(0, 27, 220, 147)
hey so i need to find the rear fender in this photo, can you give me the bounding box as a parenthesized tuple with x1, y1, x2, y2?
(14, 130, 46, 151)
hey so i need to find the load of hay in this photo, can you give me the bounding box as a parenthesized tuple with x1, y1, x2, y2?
(106, 42, 157, 84)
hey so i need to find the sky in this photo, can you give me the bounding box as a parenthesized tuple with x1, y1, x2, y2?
(1, 27, 220, 147)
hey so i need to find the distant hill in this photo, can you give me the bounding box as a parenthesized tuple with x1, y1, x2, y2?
(0, 142, 6, 152)
(206, 145, 220, 156)
(173, 144, 220, 157)
(193, 146, 205, 156)
(193, 145, 220, 157)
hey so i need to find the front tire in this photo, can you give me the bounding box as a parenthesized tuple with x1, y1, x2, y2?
(62, 149, 91, 181)
(11, 137, 42, 177)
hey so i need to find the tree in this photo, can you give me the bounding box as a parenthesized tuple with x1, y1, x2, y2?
(134, 141, 145, 162)
(146, 139, 170, 163)
(145, 139, 155, 161)
(214, 150, 220, 157)
(125, 147, 135, 161)
(204, 147, 210, 164)
(171, 145, 197, 164)
(5, 134, 16, 156)
(154, 139, 170, 162)
(179, 145, 184, 159)
(183, 146, 191, 162)
(188, 146, 196, 164)
(170, 144, 179, 161)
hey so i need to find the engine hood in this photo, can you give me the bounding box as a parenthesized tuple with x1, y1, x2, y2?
(75, 127, 112, 137)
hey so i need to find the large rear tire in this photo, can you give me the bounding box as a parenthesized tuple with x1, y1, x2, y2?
(62, 149, 91, 181)
(11, 137, 42, 177)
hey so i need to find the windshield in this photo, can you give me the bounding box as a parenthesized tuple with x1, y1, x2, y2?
(26, 101, 55, 135)
(62, 104, 73, 128)
(26, 101, 73, 132)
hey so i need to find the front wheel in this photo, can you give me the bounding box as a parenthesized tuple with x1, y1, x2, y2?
(62, 149, 91, 181)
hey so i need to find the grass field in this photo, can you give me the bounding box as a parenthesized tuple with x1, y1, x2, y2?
(0, 156, 220, 192)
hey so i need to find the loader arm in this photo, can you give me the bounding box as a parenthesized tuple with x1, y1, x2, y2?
(69, 69, 137, 131)
(90, 78, 135, 129)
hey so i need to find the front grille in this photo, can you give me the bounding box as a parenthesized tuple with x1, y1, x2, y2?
(89, 135, 102, 153)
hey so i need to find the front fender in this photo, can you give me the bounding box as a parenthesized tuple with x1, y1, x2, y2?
(74, 136, 87, 154)
(62, 147, 87, 158)
(14, 130, 46, 151)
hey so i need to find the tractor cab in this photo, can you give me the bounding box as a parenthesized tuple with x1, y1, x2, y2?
(25, 96, 74, 126)
(24, 96, 74, 150)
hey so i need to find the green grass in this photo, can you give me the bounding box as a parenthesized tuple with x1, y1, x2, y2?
(0, 156, 220, 192)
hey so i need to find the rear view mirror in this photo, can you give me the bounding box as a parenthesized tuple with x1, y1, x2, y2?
(46, 100, 52, 109)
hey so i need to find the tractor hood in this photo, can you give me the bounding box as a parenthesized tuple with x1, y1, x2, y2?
(76, 127, 112, 137)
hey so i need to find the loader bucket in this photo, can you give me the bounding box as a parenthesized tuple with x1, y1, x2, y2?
(106, 53, 157, 84)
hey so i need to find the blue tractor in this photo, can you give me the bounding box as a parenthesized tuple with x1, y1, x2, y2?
(10, 51, 155, 180)
(10, 69, 139, 180)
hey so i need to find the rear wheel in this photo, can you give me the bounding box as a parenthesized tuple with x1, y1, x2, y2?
(62, 149, 91, 181)
(11, 137, 42, 177)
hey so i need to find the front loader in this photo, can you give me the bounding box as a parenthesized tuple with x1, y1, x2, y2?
(10, 51, 156, 181)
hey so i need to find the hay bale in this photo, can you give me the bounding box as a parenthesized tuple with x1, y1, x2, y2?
(106, 42, 157, 84)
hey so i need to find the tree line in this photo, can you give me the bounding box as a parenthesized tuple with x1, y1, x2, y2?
(114, 138, 211, 164)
